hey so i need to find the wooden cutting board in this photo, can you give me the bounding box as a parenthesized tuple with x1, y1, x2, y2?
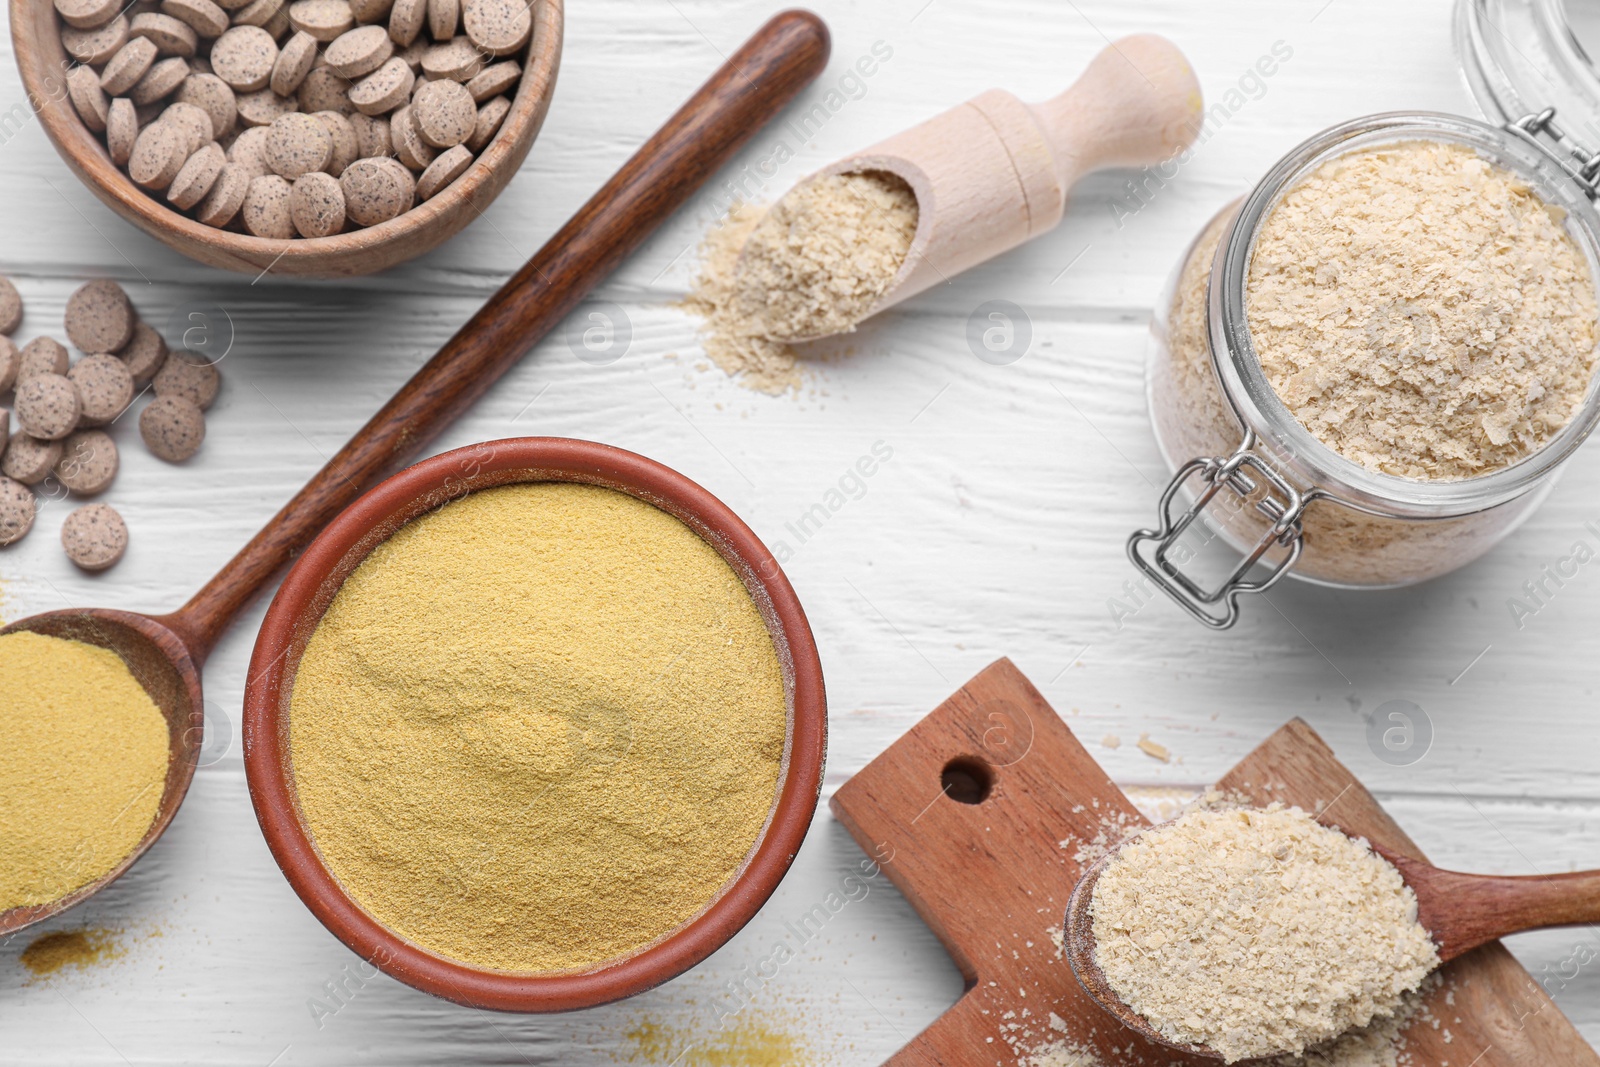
(829, 658, 1598, 1066)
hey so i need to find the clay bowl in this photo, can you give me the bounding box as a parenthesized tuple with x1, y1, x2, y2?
(243, 437, 828, 1011)
(9, 0, 562, 277)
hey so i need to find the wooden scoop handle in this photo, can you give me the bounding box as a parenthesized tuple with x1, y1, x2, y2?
(157, 10, 832, 663)
(1383, 850, 1600, 963)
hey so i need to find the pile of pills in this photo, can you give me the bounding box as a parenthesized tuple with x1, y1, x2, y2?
(0, 276, 221, 571)
(58, 0, 532, 238)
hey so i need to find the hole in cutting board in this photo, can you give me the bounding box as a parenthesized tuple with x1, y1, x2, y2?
(941, 756, 993, 804)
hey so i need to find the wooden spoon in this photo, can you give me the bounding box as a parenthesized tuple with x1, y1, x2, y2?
(1064, 835, 1600, 1059)
(738, 33, 1203, 343)
(0, 8, 831, 937)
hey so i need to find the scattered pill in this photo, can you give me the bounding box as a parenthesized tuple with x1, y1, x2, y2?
(1, 432, 63, 486)
(132, 55, 193, 105)
(289, 0, 354, 41)
(349, 55, 412, 115)
(411, 77, 473, 148)
(175, 73, 238, 137)
(325, 23, 393, 77)
(140, 393, 206, 461)
(466, 93, 507, 153)
(232, 0, 284, 28)
(290, 170, 346, 236)
(425, 0, 456, 41)
(65, 279, 136, 354)
(212, 24, 279, 91)
(465, 59, 517, 103)
(315, 110, 359, 175)
(100, 36, 159, 95)
(69, 353, 137, 425)
(162, 0, 230, 37)
(129, 121, 189, 188)
(388, 0, 425, 46)
(421, 36, 483, 81)
(56, 0, 123, 31)
(265, 111, 333, 178)
(118, 321, 169, 385)
(236, 87, 301, 127)
(349, 112, 391, 157)
(107, 97, 139, 164)
(416, 142, 469, 200)
(461, 0, 527, 57)
(0, 476, 34, 546)
(168, 141, 227, 207)
(270, 29, 319, 94)
(227, 124, 272, 176)
(163, 100, 216, 148)
(340, 155, 413, 225)
(0, 340, 17, 394)
(296, 65, 355, 115)
(197, 160, 252, 226)
(131, 12, 199, 56)
(62, 503, 129, 571)
(54, 429, 120, 495)
(389, 104, 434, 170)
(0, 275, 21, 335)
(15, 373, 83, 441)
(68, 65, 111, 131)
(243, 173, 296, 236)
(63, 14, 130, 64)
(153, 350, 221, 409)
(19, 337, 70, 380)
(348, 0, 393, 21)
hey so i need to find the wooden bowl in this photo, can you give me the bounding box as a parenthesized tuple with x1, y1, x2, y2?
(9, 0, 563, 277)
(242, 438, 828, 1011)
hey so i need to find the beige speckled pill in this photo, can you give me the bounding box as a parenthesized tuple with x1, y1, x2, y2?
(162, 0, 229, 37)
(289, 0, 354, 40)
(415, 142, 469, 201)
(232, 0, 284, 26)
(426, 0, 456, 40)
(348, 111, 391, 157)
(118, 320, 169, 385)
(212, 25, 279, 91)
(140, 393, 206, 461)
(236, 87, 300, 126)
(270, 30, 318, 95)
(175, 73, 238, 138)
(411, 77, 474, 148)
(289, 171, 346, 236)
(62, 503, 128, 571)
(168, 141, 227, 208)
(107, 97, 139, 164)
(68, 65, 110, 132)
(348, 55, 412, 115)
(461, 0, 527, 57)
(69, 355, 135, 426)
(56, 0, 121, 30)
(465, 92, 507, 153)
(197, 160, 251, 226)
(130, 11, 197, 55)
(242, 173, 295, 237)
(0, 409, 7, 445)
(325, 24, 393, 79)
(154, 350, 221, 409)
(54, 429, 119, 495)
(0, 476, 34, 546)
(2, 432, 62, 486)
(131, 56, 191, 105)
(297, 66, 355, 115)
(129, 120, 188, 188)
(101, 36, 159, 95)
(162, 100, 215, 149)
(19, 337, 69, 381)
(387, 0, 424, 45)
(349, 0, 393, 22)
(465, 59, 517, 103)
(421, 36, 484, 82)
(314, 110, 359, 175)
(389, 104, 434, 170)
(0, 276, 18, 336)
(134, 100, 166, 126)
(65, 280, 135, 354)
(265, 111, 332, 178)
(227, 124, 272, 175)
(263, 4, 292, 40)
(15, 373, 82, 441)
(340, 155, 413, 225)
(63, 14, 129, 64)
(0, 339, 17, 393)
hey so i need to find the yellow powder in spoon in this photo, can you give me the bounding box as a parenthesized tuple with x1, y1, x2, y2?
(0, 632, 169, 913)
(289, 482, 788, 973)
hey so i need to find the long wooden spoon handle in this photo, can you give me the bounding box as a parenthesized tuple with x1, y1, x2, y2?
(159, 10, 831, 663)
(1391, 854, 1600, 962)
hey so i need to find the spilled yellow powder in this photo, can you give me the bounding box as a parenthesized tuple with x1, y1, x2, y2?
(289, 483, 788, 973)
(0, 632, 168, 913)
(20, 928, 126, 978)
(625, 1014, 809, 1066)
(684, 171, 919, 395)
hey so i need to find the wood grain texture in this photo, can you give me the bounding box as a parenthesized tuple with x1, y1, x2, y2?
(2, 0, 1600, 1062)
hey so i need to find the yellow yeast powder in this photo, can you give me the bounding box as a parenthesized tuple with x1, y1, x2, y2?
(0, 632, 169, 912)
(289, 483, 788, 973)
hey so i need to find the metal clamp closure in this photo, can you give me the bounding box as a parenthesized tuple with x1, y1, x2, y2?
(1507, 108, 1600, 200)
(1128, 440, 1306, 629)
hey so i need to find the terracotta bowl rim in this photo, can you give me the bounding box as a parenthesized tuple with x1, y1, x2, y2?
(242, 436, 827, 1012)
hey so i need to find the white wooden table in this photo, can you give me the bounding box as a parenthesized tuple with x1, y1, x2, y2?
(3, 0, 1598, 1062)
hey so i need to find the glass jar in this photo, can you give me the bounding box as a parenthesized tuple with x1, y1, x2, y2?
(1134, 107, 1600, 628)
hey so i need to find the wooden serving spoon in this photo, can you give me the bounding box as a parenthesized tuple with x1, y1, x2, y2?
(0, 9, 831, 938)
(737, 33, 1203, 343)
(1063, 835, 1600, 1059)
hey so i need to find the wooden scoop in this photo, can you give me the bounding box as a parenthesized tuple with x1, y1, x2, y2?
(740, 33, 1203, 342)
(0, 8, 831, 937)
(1064, 831, 1600, 1059)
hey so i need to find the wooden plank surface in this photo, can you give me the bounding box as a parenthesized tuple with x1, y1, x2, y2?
(2, 0, 1600, 1062)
